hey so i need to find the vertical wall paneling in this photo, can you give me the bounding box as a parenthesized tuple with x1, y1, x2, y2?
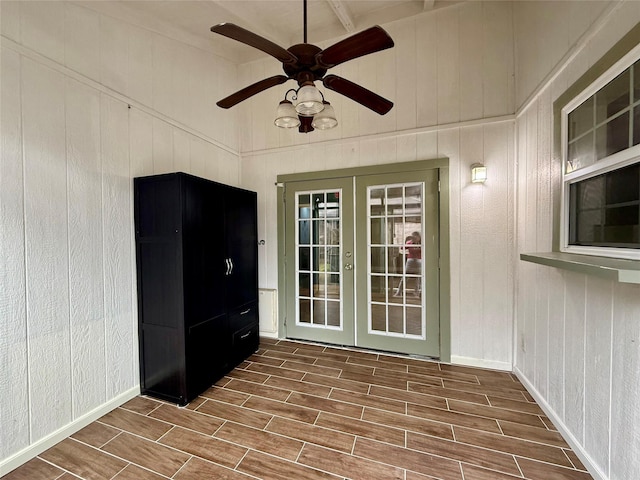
(250, 61, 268, 152)
(357, 54, 381, 136)
(415, 13, 437, 128)
(546, 268, 565, 417)
(436, 6, 460, 125)
(610, 283, 640, 479)
(391, 20, 415, 131)
(189, 137, 208, 179)
(204, 141, 221, 182)
(151, 34, 176, 122)
(99, 14, 129, 96)
(22, 58, 72, 441)
(514, 115, 527, 371)
(151, 118, 174, 174)
(1, 1, 246, 468)
(482, 122, 512, 362)
(584, 276, 612, 477)
(20, 1, 65, 66)
(483, 1, 514, 118)
(129, 109, 154, 178)
(66, 78, 106, 417)
(173, 129, 192, 174)
(522, 105, 538, 382)
(457, 126, 485, 361)
(378, 43, 398, 135)
(64, 3, 100, 82)
(458, 1, 484, 121)
(514, 5, 640, 479)
(1, 1, 21, 42)
(563, 271, 586, 444)
(101, 94, 135, 398)
(337, 60, 360, 139)
(533, 87, 552, 398)
(0, 46, 29, 459)
(127, 26, 154, 109)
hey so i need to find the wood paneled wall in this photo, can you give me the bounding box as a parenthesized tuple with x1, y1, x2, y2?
(0, 1, 240, 467)
(513, 2, 640, 479)
(242, 121, 516, 370)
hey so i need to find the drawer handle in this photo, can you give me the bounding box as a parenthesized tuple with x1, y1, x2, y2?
(240, 331, 252, 339)
(240, 308, 251, 315)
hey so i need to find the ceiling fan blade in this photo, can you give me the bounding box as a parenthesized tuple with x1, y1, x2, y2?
(323, 75, 393, 115)
(217, 75, 290, 109)
(316, 26, 394, 69)
(211, 23, 298, 65)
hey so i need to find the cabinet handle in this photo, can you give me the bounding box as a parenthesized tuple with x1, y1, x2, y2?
(240, 308, 251, 315)
(240, 331, 252, 339)
(224, 258, 230, 275)
(229, 258, 234, 275)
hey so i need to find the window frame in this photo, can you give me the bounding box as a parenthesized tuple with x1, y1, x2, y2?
(560, 42, 640, 260)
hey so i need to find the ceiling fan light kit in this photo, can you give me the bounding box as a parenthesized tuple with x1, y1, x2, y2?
(294, 84, 325, 116)
(274, 99, 301, 128)
(211, 0, 394, 133)
(311, 101, 338, 130)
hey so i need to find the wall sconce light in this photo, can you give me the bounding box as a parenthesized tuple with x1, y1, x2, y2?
(471, 163, 487, 183)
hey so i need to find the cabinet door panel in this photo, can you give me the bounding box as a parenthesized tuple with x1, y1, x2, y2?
(141, 324, 184, 402)
(135, 176, 181, 237)
(225, 187, 258, 308)
(182, 176, 226, 327)
(186, 314, 228, 400)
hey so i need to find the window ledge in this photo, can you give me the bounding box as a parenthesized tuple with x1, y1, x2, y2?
(520, 252, 640, 284)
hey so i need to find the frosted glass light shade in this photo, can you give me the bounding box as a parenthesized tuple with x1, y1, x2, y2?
(295, 85, 324, 116)
(311, 102, 338, 130)
(274, 100, 300, 128)
(471, 163, 487, 183)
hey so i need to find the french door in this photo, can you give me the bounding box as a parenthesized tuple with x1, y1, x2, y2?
(283, 169, 440, 358)
(284, 178, 355, 345)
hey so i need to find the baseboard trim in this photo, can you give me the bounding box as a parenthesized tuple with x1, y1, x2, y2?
(0, 386, 140, 476)
(259, 331, 278, 339)
(513, 368, 607, 480)
(450, 355, 512, 372)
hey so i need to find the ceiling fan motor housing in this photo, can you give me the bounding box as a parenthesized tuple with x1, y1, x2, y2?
(283, 44, 327, 84)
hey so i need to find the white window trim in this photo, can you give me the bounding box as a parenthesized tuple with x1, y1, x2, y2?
(560, 43, 640, 261)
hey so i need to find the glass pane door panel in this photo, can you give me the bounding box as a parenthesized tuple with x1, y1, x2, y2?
(366, 182, 425, 339)
(291, 186, 348, 335)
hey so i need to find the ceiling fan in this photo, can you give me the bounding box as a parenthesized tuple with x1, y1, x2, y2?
(210, 0, 395, 124)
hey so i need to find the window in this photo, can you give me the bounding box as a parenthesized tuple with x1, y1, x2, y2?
(562, 47, 640, 259)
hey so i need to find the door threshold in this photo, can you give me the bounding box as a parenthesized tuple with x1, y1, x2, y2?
(277, 336, 440, 363)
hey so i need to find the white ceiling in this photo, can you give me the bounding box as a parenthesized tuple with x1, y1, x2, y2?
(77, 0, 460, 64)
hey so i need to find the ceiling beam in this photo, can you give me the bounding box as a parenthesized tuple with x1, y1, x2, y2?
(424, 0, 435, 10)
(326, 0, 355, 33)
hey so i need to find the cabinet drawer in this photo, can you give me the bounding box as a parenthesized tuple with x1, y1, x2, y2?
(229, 302, 258, 331)
(231, 322, 259, 365)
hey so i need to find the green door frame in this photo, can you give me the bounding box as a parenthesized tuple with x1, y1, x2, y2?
(277, 159, 451, 362)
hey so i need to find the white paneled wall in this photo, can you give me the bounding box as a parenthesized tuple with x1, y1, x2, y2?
(237, 1, 515, 153)
(242, 119, 516, 370)
(238, 1, 516, 369)
(0, 0, 240, 470)
(514, 2, 640, 479)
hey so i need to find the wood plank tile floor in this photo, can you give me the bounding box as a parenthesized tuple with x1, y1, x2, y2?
(3, 338, 593, 480)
